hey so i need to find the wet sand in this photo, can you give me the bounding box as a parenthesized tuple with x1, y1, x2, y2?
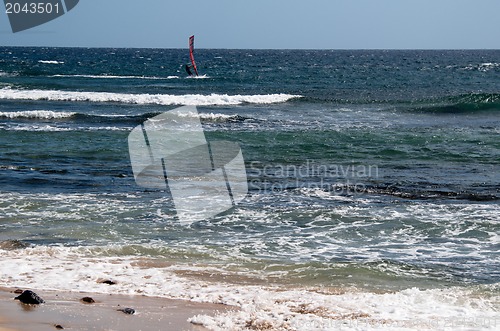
(0, 287, 234, 331)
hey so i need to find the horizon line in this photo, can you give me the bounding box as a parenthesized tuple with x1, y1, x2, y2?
(1, 45, 499, 51)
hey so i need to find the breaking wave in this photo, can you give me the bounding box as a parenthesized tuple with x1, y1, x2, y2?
(0, 110, 76, 119)
(38, 60, 64, 64)
(51, 74, 178, 80)
(0, 244, 498, 331)
(0, 87, 301, 106)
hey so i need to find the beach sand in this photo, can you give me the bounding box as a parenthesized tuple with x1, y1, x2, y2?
(0, 287, 234, 331)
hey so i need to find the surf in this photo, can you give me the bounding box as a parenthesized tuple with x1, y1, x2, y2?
(0, 87, 301, 106)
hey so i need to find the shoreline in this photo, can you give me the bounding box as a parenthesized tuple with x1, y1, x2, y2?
(0, 287, 234, 331)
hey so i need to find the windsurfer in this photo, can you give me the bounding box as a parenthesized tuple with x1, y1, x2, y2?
(185, 64, 193, 76)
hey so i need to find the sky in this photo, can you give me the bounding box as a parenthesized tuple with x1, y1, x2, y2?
(1, 0, 499, 49)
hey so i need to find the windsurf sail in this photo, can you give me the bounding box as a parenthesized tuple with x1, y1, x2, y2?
(189, 35, 199, 76)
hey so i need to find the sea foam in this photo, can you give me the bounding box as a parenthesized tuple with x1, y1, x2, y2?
(0, 246, 497, 331)
(0, 110, 75, 119)
(38, 60, 64, 64)
(51, 74, 176, 80)
(0, 87, 301, 106)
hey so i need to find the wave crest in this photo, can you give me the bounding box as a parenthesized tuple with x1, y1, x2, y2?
(51, 74, 178, 80)
(409, 93, 500, 113)
(0, 88, 301, 106)
(38, 60, 64, 64)
(0, 110, 76, 119)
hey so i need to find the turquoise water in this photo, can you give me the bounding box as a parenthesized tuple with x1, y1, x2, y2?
(0, 48, 499, 292)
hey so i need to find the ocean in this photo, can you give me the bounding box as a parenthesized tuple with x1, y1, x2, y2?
(0, 47, 499, 330)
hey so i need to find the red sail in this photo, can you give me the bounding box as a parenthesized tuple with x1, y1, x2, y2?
(189, 35, 199, 76)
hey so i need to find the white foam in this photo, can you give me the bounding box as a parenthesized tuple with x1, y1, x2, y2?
(190, 286, 500, 331)
(169, 109, 239, 121)
(0, 110, 75, 119)
(187, 74, 210, 79)
(0, 87, 301, 106)
(462, 63, 500, 72)
(0, 246, 497, 331)
(1, 124, 130, 132)
(1, 124, 74, 131)
(51, 74, 176, 80)
(38, 60, 64, 64)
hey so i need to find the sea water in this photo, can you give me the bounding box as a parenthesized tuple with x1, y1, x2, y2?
(0, 48, 499, 330)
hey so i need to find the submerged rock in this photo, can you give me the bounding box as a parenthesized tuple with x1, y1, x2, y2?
(117, 307, 135, 315)
(14, 290, 45, 304)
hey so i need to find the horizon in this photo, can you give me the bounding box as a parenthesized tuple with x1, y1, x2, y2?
(1, 45, 499, 51)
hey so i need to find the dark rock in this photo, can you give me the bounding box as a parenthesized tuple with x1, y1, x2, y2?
(54, 325, 64, 329)
(98, 279, 117, 285)
(117, 307, 135, 315)
(80, 297, 95, 304)
(13, 289, 23, 294)
(14, 290, 45, 304)
(0, 240, 30, 250)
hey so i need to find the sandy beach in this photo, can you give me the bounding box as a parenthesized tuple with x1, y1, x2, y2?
(0, 287, 233, 331)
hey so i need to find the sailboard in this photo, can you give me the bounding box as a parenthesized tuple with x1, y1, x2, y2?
(189, 35, 199, 76)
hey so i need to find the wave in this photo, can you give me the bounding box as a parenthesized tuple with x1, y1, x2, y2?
(0, 110, 76, 119)
(1, 124, 130, 132)
(291, 92, 500, 112)
(0, 87, 301, 106)
(51, 74, 178, 80)
(409, 93, 500, 114)
(73, 111, 251, 125)
(169, 109, 251, 122)
(0, 245, 497, 331)
(462, 62, 500, 72)
(38, 60, 64, 64)
(0, 109, 254, 128)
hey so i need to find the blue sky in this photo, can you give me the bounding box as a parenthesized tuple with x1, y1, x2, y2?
(1, 0, 499, 49)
